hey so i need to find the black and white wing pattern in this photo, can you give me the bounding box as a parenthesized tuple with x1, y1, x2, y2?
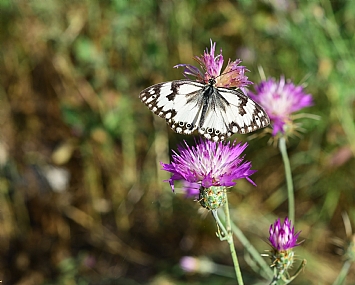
(139, 79, 270, 141)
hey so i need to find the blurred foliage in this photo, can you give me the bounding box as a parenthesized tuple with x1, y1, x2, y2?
(0, 0, 355, 284)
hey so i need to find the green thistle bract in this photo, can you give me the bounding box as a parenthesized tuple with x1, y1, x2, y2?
(199, 186, 227, 210)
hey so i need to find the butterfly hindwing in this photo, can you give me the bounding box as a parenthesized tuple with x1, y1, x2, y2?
(139, 79, 270, 141)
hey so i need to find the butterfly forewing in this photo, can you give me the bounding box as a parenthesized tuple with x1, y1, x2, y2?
(139, 79, 270, 141)
(139, 80, 203, 133)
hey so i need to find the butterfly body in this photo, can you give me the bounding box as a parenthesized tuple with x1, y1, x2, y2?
(139, 79, 270, 141)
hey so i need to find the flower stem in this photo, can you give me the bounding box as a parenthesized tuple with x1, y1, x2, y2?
(279, 136, 295, 223)
(223, 195, 244, 285)
(218, 211, 273, 279)
(212, 202, 244, 284)
(332, 260, 352, 285)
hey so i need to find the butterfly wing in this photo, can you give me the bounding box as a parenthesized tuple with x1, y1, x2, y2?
(195, 87, 270, 141)
(139, 80, 270, 141)
(198, 87, 270, 140)
(139, 80, 205, 135)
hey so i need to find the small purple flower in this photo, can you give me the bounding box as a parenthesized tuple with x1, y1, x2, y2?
(161, 138, 256, 192)
(269, 217, 300, 251)
(175, 40, 252, 91)
(180, 256, 198, 273)
(250, 77, 313, 136)
(180, 256, 214, 274)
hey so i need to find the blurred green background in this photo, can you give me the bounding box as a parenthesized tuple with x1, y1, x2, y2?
(1, 0, 355, 284)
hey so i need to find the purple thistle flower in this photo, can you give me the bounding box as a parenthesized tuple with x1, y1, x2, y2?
(174, 39, 252, 91)
(269, 217, 300, 251)
(160, 138, 256, 192)
(250, 77, 313, 136)
(196, 40, 224, 79)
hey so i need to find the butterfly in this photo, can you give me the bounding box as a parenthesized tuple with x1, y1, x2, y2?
(139, 78, 270, 141)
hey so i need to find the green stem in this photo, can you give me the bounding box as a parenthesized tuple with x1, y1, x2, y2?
(223, 195, 244, 285)
(279, 136, 295, 223)
(269, 276, 282, 285)
(218, 211, 273, 279)
(284, 259, 307, 284)
(213, 199, 244, 284)
(332, 260, 352, 285)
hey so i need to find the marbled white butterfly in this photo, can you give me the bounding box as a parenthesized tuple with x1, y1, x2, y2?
(139, 77, 270, 141)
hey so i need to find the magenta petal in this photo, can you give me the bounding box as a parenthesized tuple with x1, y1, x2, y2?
(174, 64, 204, 81)
(269, 217, 301, 251)
(250, 77, 313, 136)
(160, 139, 256, 194)
(175, 40, 251, 88)
(182, 181, 200, 198)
